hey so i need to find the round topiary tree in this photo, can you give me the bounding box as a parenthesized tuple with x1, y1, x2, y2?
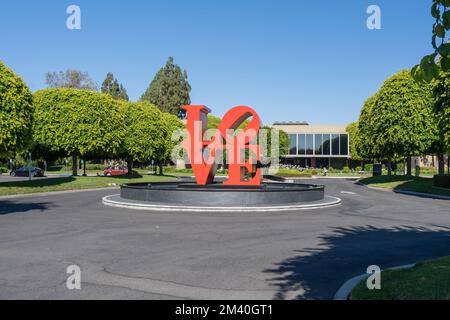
(33, 88, 125, 175)
(346, 121, 365, 167)
(121, 101, 166, 173)
(153, 111, 184, 175)
(0, 61, 33, 156)
(358, 70, 438, 175)
(120, 101, 184, 175)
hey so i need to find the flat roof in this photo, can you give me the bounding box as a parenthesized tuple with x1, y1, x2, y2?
(273, 121, 309, 126)
(272, 123, 348, 134)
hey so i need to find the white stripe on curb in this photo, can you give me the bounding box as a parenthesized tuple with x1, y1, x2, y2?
(333, 263, 416, 300)
(102, 195, 342, 213)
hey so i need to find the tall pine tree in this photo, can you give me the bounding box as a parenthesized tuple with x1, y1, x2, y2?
(140, 57, 191, 118)
(101, 72, 129, 101)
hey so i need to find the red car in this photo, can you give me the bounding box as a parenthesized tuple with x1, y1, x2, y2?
(104, 166, 128, 176)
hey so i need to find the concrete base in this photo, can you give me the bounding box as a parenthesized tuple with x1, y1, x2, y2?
(120, 181, 326, 207)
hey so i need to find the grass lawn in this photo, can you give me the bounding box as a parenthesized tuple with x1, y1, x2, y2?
(359, 175, 450, 197)
(0, 174, 175, 196)
(351, 256, 450, 300)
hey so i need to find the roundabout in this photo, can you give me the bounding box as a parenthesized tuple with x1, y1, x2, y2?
(102, 181, 342, 212)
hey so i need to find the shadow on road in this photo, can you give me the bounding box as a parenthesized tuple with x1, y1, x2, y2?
(0, 200, 54, 215)
(0, 176, 76, 188)
(264, 225, 450, 299)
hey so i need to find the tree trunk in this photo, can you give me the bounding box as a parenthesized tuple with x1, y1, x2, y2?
(72, 153, 78, 176)
(158, 162, 163, 176)
(127, 156, 133, 175)
(448, 155, 450, 175)
(387, 158, 392, 176)
(82, 159, 87, 176)
(438, 154, 445, 175)
(406, 156, 412, 176)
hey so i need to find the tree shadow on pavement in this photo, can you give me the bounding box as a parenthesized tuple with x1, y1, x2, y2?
(0, 200, 54, 215)
(264, 225, 450, 300)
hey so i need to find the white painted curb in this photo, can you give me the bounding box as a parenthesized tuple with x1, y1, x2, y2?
(102, 195, 342, 213)
(333, 263, 416, 300)
(356, 180, 450, 200)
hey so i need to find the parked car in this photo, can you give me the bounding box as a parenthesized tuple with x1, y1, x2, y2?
(104, 166, 128, 176)
(10, 167, 45, 177)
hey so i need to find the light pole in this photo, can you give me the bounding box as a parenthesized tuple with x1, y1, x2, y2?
(28, 152, 32, 181)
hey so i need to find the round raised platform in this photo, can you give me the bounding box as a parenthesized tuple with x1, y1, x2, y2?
(102, 181, 341, 212)
(102, 194, 341, 212)
(120, 181, 325, 206)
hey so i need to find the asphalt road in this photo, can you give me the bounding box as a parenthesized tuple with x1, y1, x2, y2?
(1, 178, 449, 300)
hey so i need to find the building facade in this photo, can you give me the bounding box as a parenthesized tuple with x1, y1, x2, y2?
(272, 121, 350, 169)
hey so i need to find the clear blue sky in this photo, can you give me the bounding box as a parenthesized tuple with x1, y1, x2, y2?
(0, 0, 434, 125)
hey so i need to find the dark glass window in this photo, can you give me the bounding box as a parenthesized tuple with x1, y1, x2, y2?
(331, 134, 340, 155)
(340, 134, 348, 156)
(322, 134, 331, 155)
(298, 134, 306, 155)
(306, 134, 314, 155)
(289, 134, 297, 155)
(315, 134, 323, 155)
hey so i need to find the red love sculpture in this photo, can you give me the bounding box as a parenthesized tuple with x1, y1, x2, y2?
(181, 105, 261, 186)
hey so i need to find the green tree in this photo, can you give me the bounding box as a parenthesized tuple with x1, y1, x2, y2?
(45, 70, 98, 91)
(260, 126, 289, 158)
(346, 122, 364, 163)
(0, 61, 33, 156)
(358, 70, 438, 175)
(33, 88, 125, 176)
(153, 112, 184, 175)
(101, 72, 129, 101)
(120, 101, 165, 173)
(140, 57, 191, 118)
(413, 1, 450, 82)
(432, 69, 450, 173)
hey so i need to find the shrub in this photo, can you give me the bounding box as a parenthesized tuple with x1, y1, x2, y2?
(163, 166, 194, 174)
(85, 163, 104, 171)
(0, 167, 8, 173)
(342, 166, 352, 173)
(419, 167, 438, 176)
(433, 174, 450, 189)
(275, 168, 312, 177)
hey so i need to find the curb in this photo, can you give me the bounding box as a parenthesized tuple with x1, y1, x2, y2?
(0, 187, 119, 200)
(312, 176, 362, 180)
(393, 189, 450, 200)
(356, 180, 450, 200)
(333, 263, 416, 300)
(102, 194, 342, 213)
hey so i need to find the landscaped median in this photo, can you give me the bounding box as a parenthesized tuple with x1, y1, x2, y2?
(351, 256, 450, 300)
(0, 174, 174, 196)
(358, 175, 450, 198)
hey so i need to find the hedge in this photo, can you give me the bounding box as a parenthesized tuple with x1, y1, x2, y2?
(433, 174, 450, 189)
